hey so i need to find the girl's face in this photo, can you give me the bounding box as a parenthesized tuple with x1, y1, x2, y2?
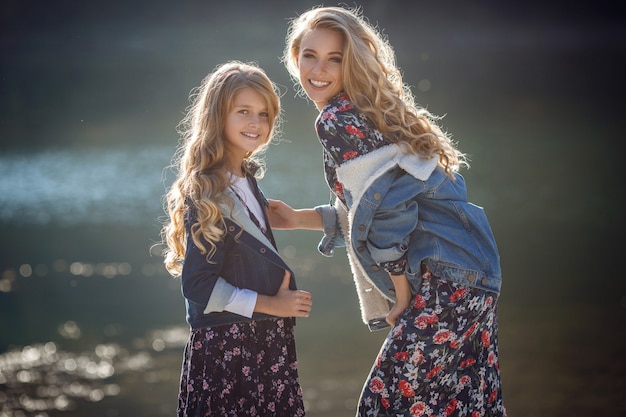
(297, 27, 344, 110)
(223, 87, 271, 173)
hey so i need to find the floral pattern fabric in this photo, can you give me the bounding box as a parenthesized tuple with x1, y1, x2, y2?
(177, 318, 305, 417)
(358, 270, 506, 416)
(315, 92, 391, 204)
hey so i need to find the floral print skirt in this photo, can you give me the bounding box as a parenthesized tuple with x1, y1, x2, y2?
(358, 271, 506, 416)
(177, 318, 305, 417)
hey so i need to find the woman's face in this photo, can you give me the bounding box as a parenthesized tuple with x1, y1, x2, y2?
(297, 27, 344, 110)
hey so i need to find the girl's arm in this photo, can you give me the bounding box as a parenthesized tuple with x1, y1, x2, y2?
(267, 199, 323, 230)
(255, 270, 312, 317)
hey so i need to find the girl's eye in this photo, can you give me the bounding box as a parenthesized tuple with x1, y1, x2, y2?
(260, 112, 269, 118)
(239, 109, 249, 114)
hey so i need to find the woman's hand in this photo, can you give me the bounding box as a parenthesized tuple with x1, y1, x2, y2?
(385, 273, 412, 327)
(267, 199, 297, 229)
(255, 271, 312, 317)
(267, 199, 323, 231)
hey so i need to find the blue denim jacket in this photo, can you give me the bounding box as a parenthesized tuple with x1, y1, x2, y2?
(182, 177, 296, 330)
(315, 144, 501, 330)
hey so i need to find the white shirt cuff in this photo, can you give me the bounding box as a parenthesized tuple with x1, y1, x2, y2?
(223, 287, 258, 318)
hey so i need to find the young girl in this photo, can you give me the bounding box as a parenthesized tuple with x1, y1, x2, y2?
(270, 6, 506, 416)
(161, 61, 311, 417)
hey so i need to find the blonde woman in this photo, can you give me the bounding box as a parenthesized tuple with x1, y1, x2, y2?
(270, 6, 505, 416)
(161, 61, 310, 417)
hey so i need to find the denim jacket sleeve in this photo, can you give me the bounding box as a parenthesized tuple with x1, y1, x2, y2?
(314, 204, 345, 257)
(364, 171, 420, 265)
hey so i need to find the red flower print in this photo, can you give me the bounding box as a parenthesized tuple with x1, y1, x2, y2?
(445, 398, 458, 416)
(449, 339, 460, 349)
(322, 111, 337, 121)
(410, 401, 426, 416)
(450, 288, 468, 303)
(472, 412, 481, 417)
(342, 150, 358, 160)
(433, 329, 453, 345)
(481, 330, 491, 348)
(463, 322, 478, 339)
(398, 380, 414, 397)
(488, 389, 498, 404)
(334, 180, 343, 193)
(459, 375, 471, 385)
(460, 358, 476, 368)
(413, 294, 426, 309)
(345, 124, 365, 138)
(426, 365, 442, 379)
(488, 351, 497, 367)
(381, 397, 390, 409)
(415, 313, 438, 330)
(394, 351, 410, 361)
(411, 349, 424, 365)
(369, 376, 384, 394)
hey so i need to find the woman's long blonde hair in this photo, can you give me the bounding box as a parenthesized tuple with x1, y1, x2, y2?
(161, 61, 281, 277)
(283, 6, 467, 176)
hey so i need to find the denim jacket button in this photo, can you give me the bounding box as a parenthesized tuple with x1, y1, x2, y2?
(481, 277, 488, 285)
(466, 273, 476, 282)
(358, 224, 366, 232)
(388, 288, 395, 295)
(260, 248, 266, 254)
(357, 246, 365, 253)
(228, 226, 236, 232)
(371, 265, 380, 271)
(373, 192, 381, 200)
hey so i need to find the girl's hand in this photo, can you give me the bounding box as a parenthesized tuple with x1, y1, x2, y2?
(255, 271, 312, 317)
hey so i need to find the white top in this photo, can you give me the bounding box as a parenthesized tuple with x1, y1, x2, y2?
(220, 175, 267, 317)
(229, 175, 267, 231)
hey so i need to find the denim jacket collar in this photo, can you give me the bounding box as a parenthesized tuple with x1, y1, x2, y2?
(219, 188, 278, 256)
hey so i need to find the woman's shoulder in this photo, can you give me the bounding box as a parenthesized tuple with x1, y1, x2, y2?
(320, 92, 356, 116)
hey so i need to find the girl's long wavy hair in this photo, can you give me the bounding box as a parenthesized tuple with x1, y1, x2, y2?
(283, 6, 467, 176)
(161, 61, 281, 277)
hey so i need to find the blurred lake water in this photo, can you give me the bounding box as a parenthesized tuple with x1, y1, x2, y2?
(0, 141, 624, 417)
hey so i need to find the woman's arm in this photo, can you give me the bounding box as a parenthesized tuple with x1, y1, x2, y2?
(385, 273, 412, 326)
(267, 199, 323, 230)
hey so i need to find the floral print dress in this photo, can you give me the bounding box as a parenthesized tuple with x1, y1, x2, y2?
(315, 93, 506, 416)
(358, 270, 505, 416)
(178, 318, 305, 417)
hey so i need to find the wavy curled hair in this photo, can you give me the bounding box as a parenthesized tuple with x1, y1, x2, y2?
(283, 6, 467, 176)
(161, 61, 281, 277)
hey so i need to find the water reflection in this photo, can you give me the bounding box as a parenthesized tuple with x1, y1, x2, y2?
(0, 326, 188, 417)
(1, 259, 152, 294)
(0, 146, 172, 226)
